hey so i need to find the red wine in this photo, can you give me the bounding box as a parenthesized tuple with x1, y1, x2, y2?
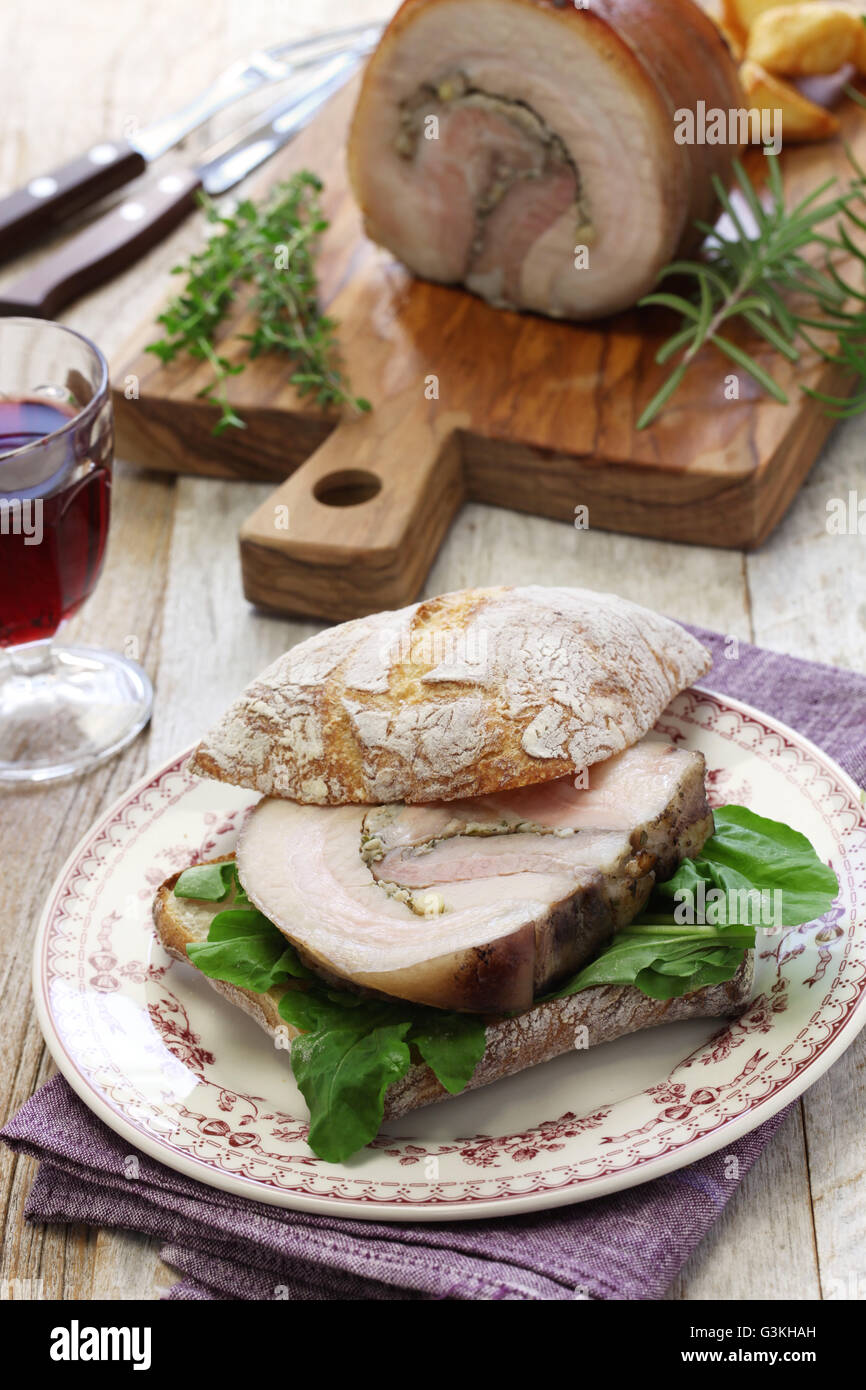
(0, 397, 111, 646)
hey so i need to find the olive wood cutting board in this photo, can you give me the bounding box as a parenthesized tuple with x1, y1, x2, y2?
(112, 77, 866, 622)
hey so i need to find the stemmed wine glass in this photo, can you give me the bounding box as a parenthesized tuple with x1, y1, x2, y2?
(0, 317, 152, 783)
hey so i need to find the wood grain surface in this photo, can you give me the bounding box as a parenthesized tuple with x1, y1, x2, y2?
(109, 53, 866, 619)
(0, 0, 865, 1304)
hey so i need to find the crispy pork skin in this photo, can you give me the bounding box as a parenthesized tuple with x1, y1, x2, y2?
(347, 0, 743, 319)
(236, 737, 713, 1014)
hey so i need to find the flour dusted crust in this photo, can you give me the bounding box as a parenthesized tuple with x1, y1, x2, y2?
(188, 586, 711, 805)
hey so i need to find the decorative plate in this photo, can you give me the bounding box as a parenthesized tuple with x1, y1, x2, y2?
(33, 689, 866, 1222)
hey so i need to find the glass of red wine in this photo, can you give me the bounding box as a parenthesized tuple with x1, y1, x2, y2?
(0, 318, 152, 783)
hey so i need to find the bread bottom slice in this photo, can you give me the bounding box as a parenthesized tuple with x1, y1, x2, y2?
(153, 862, 754, 1121)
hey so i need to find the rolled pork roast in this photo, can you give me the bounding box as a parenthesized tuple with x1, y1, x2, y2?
(348, 0, 743, 319)
(236, 737, 714, 1013)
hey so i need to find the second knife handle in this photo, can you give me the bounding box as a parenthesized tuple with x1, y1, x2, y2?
(0, 169, 202, 319)
(0, 141, 148, 262)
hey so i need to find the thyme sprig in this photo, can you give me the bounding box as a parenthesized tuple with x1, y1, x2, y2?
(637, 150, 866, 429)
(148, 171, 370, 433)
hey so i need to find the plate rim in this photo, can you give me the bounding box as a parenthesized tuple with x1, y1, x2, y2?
(31, 687, 866, 1222)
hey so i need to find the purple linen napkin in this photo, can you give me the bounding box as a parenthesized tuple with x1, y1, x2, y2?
(690, 625, 866, 788)
(3, 632, 865, 1300)
(2, 1076, 794, 1300)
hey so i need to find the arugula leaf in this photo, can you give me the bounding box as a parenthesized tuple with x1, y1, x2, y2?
(409, 1011, 486, 1094)
(277, 993, 414, 1161)
(276, 989, 486, 1159)
(186, 907, 312, 991)
(276, 987, 356, 1034)
(555, 927, 753, 1002)
(174, 861, 238, 902)
(653, 806, 839, 927)
(288, 1016, 413, 1164)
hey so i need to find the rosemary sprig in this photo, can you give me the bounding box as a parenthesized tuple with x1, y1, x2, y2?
(637, 150, 866, 429)
(148, 171, 370, 433)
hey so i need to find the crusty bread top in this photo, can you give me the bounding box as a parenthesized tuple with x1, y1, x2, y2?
(188, 585, 711, 805)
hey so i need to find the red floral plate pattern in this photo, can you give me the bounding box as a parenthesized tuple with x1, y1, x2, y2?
(33, 690, 866, 1221)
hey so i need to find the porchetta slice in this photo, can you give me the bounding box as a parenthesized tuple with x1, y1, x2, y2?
(347, 0, 743, 319)
(236, 737, 714, 1014)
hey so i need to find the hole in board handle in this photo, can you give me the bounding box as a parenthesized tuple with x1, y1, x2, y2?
(313, 469, 382, 507)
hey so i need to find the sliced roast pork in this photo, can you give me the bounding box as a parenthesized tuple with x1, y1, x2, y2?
(348, 0, 743, 319)
(236, 737, 713, 1014)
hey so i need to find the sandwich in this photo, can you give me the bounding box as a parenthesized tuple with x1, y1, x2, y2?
(154, 586, 838, 1162)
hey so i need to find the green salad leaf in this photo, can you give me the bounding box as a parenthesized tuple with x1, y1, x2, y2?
(286, 1013, 414, 1165)
(174, 860, 240, 902)
(409, 1010, 489, 1094)
(552, 926, 754, 1002)
(275, 990, 486, 1162)
(187, 907, 312, 991)
(652, 806, 840, 927)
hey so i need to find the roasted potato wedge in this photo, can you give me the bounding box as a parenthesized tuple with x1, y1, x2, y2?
(739, 58, 842, 139)
(720, 0, 817, 49)
(746, 4, 865, 74)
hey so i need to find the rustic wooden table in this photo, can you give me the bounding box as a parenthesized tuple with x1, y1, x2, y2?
(1, 0, 864, 1302)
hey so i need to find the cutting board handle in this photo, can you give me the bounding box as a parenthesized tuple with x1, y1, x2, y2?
(239, 401, 466, 621)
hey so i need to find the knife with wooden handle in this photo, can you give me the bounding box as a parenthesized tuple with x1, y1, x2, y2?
(0, 172, 203, 320)
(0, 144, 149, 262)
(0, 22, 382, 263)
(0, 51, 365, 319)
